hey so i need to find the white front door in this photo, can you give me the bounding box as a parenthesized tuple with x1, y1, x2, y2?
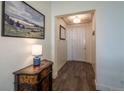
(67, 25, 86, 61)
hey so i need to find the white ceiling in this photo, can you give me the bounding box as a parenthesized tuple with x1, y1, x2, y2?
(61, 13, 93, 25)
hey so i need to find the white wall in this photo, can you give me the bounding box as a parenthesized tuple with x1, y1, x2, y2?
(0, 1, 124, 91)
(53, 17, 67, 78)
(51, 1, 124, 90)
(0, 1, 51, 90)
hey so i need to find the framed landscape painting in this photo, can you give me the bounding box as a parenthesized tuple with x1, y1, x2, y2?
(2, 1, 45, 39)
(59, 25, 66, 40)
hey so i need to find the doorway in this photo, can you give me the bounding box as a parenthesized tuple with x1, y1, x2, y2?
(64, 10, 96, 68)
(53, 10, 96, 90)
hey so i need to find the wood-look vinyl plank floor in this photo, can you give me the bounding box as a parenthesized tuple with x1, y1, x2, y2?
(53, 61, 96, 91)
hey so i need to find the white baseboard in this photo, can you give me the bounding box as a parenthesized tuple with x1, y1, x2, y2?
(96, 83, 124, 91)
(53, 71, 58, 79)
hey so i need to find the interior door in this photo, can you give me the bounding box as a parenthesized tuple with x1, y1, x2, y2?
(67, 25, 86, 61)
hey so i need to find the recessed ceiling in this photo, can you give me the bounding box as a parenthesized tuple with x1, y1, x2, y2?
(61, 13, 93, 25)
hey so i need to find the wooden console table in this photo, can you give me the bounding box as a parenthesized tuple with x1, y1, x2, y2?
(13, 59, 53, 91)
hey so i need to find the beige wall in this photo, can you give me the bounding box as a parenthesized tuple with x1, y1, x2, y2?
(91, 13, 96, 71)
(84, 21, 96, 71)
(0, 1, 51, 90)
(85, 20, 96, 67)
(53, 17, 67, 78)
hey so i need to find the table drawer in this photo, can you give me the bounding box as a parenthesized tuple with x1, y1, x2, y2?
(19, 75, 37, 84)
(40, 67, 51, 79)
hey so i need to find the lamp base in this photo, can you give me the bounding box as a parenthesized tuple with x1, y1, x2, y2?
(33, 57, 41, 66)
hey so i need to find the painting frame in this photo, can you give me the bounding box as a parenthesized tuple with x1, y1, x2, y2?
(59, 25, 66, 40)
(1, 1, 45, 39)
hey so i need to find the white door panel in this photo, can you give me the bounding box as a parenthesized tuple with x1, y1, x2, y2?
(67, 25, 86, 61)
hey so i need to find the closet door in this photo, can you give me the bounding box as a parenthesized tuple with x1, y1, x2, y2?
(67, 25, 86, 61)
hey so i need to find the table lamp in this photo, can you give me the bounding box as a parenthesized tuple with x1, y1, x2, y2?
(32, 44, 42, 66)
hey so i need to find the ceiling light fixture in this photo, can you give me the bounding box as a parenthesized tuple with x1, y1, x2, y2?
(73, 16, 81, 23)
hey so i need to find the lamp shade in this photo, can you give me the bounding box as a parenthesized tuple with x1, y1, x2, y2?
(32, 44, 42, 56)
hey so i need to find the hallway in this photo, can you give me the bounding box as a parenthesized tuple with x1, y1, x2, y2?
(53, 61, 96, 91)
